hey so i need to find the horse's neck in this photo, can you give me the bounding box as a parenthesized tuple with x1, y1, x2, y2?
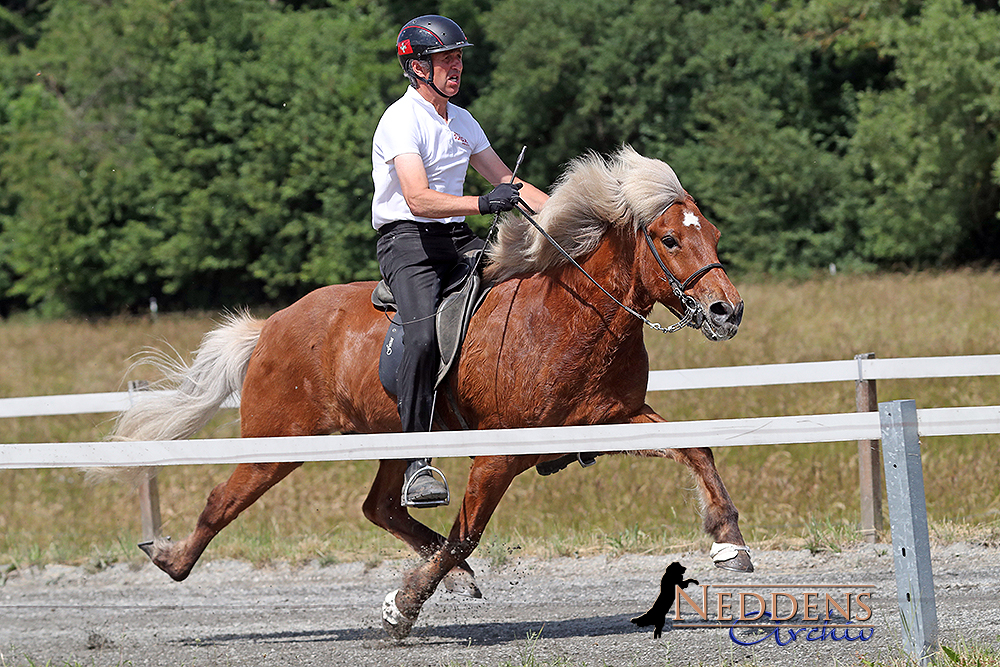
(542, 230, 651, 350)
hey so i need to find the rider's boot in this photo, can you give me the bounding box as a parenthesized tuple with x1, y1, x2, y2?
(401, 458, 450, 508)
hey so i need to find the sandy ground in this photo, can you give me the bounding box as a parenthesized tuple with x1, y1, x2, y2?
(1, 542, 998, 667)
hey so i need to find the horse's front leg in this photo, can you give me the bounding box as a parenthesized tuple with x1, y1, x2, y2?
(630, 407, 754, 573)
(381, 455, 534, 640)
(362, 460, 481, 599)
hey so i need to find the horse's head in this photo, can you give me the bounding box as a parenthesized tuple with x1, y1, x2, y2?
(640, 197, 743, 341)
(484, 145, 743, 342)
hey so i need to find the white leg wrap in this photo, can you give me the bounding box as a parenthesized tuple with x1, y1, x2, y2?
(382, 589, 415, 640)
(710, 542, 750, 562)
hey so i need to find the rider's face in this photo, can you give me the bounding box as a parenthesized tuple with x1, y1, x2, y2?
(429, 49, 463, 97)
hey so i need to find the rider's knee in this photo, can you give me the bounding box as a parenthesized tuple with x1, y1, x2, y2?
(406, 331, 436, 356)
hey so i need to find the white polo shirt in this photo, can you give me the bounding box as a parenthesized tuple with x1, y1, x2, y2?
(371, 86, 490, 230)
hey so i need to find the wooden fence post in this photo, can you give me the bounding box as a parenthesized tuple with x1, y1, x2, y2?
(128, 380, 162, 542)
(856, 352, 883, 542)
(137, 471, 162, 543)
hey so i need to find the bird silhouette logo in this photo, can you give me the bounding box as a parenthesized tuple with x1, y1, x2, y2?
(631, 561, 699, 638)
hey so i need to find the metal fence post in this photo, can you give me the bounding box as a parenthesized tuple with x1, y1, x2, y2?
(879, 399, 938, 665)
(856, 352, 883, 542)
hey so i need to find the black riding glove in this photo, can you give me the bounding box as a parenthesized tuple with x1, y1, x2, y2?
(478, 182, 523, 215)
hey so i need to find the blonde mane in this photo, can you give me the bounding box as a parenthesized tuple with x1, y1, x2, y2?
(485, 145, 687, 281)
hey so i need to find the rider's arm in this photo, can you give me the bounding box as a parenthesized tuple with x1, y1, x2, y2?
(395, 153, 482, 219)
(470, 147, 549, 213)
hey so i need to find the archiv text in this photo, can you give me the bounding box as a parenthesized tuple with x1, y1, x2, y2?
(671, 584, 876, 646)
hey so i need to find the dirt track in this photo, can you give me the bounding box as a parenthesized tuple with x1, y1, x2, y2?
(2, 543, 998, 667)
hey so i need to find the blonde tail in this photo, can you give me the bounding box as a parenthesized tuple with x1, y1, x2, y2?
(96, 312, 263, 485)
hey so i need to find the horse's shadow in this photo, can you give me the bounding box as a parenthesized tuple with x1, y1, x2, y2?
(174, 613, 646, 648)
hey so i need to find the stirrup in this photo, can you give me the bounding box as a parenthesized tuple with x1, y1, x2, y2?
(401, 464, 451, 508)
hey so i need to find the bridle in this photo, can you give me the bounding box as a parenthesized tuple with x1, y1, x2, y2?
(640, 224, 725, 332)
(480, 148, 727, 335)
(508, 201, 727, 335)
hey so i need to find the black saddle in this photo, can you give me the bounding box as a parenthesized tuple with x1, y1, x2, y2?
(372, 249, 491, 396)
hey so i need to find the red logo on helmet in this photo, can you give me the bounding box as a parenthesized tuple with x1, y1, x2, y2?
(398, 39, 412, 55)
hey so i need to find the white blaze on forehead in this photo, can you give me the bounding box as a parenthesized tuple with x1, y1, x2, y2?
(682, 210, 701, 229)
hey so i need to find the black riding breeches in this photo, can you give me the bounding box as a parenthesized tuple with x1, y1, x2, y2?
(376, 221, 484, 432)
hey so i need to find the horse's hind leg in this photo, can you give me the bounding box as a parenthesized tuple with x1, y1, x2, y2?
(631, 407, 753, 573)
(363, 460, 481, 598)
(140, 461, 302, 581)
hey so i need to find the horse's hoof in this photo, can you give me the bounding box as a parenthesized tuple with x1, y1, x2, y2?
(382, 590, 416, 640)
(714, 550, 754, 573)
(137, 536, 170, 560)
(442, 567, 482, 599)
(137, 537, 190, 581)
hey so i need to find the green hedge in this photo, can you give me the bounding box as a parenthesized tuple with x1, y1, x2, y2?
(1, 0, 997, 315)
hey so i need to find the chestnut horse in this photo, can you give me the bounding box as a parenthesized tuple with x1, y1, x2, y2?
(111, 146, 751, 639)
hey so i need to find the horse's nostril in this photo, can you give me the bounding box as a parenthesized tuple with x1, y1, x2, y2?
(709, 301, 732, 320)
(709, 301, 743, 327)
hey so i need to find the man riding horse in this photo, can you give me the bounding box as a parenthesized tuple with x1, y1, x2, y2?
(117, 18, 751, 642)
(372, 15, 549, 506)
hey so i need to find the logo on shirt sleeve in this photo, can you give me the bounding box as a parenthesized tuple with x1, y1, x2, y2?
(398, 39, 412, 55)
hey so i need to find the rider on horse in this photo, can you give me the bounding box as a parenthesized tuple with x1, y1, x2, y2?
(372, 15, 549, 506)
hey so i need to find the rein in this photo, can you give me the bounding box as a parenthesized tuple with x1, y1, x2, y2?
(510, 202, 725, 335)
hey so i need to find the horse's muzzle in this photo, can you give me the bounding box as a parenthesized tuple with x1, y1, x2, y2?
(702, 300, 743, 341)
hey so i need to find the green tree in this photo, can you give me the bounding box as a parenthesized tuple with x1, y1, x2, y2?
(474, 0, 869, 273)
(0, 12, 141, 316)
(846, 0, 1000, 265)
(4, 0, 999, 316)
(662, 1, 874, 273)
(1, 0, 399, 314)
(1, 0, 48, 53)
(472, 0, 689, 183)
(773, 0, 1000, 267)
(130, 0, 398, 306)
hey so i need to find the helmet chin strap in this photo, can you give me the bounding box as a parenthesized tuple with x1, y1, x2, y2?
(411, 60, 454, 99)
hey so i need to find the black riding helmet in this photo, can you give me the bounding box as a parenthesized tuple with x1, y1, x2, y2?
(396, 15, 472, 98)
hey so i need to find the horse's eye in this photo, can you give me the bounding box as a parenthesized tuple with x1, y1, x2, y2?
(661, 234, 679, 250)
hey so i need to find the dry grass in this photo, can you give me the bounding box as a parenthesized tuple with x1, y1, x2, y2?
(1, 270, 999, 569)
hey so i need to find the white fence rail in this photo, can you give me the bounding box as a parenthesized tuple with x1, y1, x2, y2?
(3, 354, 998, 418)
(647, 354, 1000, 391)
(3, 354, 1000, 526)
(3, 352, 999, 544)
(0, 389, 239, 419)
(2, 354, 999, 539)
(2, 404, 998, 469)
